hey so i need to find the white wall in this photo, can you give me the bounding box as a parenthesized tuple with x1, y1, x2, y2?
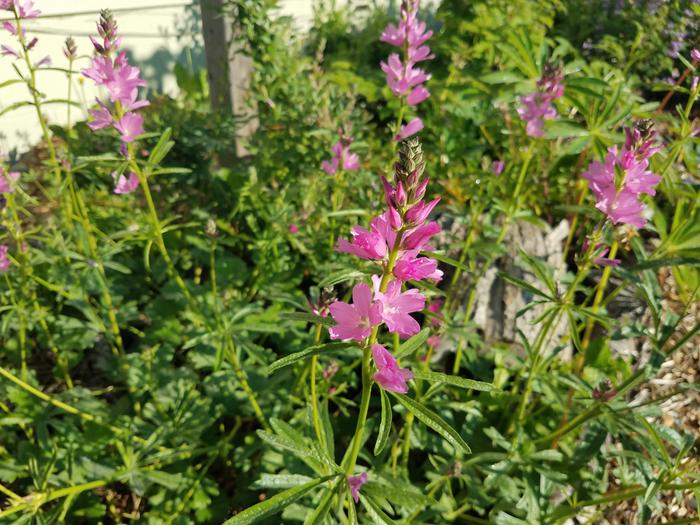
(0, 0, 314, 154)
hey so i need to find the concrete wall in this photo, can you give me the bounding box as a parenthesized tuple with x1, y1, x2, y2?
(0, 0, 315, 154)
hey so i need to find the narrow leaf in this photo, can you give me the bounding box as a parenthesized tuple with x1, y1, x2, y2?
(266, 342, 357, 375)
(412, 370, 499, 392)
(391, 394, 471, 454)
(374, 389, 392, 455)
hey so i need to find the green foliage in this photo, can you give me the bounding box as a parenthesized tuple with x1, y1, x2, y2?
(0, 0, 699, 524)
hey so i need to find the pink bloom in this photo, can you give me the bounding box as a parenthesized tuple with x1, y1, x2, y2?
(380, 23, 404, 47)
(322, 138, 360, 175)
(393, 252, 442, 282)
(114, 112, 144, 143)
(691, 49, 700, 62)
(288, 223, 299, 234)
(347, 472, 368, 504)
(3, 21, 18, 35)
(407, 85, 430, 105)
(0, 0, 13, 9)
(395, 117, 424, 141)
(82, 56, 114, 85)
(112, 171, 139, 194)
(328, 283, 382, 341)
(381, 53, 430, 97)
(595, 186, 647, 228)
(1, 45, 20, 59)
(372, 277, 425, 338)
(0, 169, 19, 193)
(427, 298, 443, 327)
(106, 57, 147, 104)
(34, 56, 51, 68)
(87, 102, 113, 130)
(336, 214, 393, 260)
(517, 93, 557, 138)
(402, 220, 440, 250)
(0, 245, 11, 272)
(405, 197, 439, 225)
(16, 0, 40, 19)
(372, 343, 413, 393)
(492, 160, 505, 175)
(427, 335, 441, 348)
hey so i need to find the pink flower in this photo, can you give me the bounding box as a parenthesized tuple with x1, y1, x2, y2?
(88, 102, 113, 130)
(372, 277, 425, 338)
(114, 112, 144, 143)
(321, 137, 360, 175)
(82, 56, 114, 85)
(691, 49, 700, 62)
(112, 171, 139, 194)
(427, 335, 441, 348)
(492, 160, 505, 175)
(427, 298, 444, 327)
(1, 45, 20, 59)
(395, 117, 424, 141)
(0, 0, 13, 10)
(106, 56, 147, 104)
(407, 85, 430, 105)
(393, 252, 442, 282)
(0, 169, 19, 193)
(380, 23, 404, 47)
(372, 343, 413, 393)
(328, 283, 382, 341)
(402, 220, 440, 250)
(16, 0, 40, 19)
(288, 223, 299, 234)
(517, 93, 557, 138)
(381, 53, 430, 97)
(347, 472, 368, 503)
(3, 21, 18, 35)
(0, 245, 11, 272)
(34, 56, 51, 68)
(336, 214, 393, 260)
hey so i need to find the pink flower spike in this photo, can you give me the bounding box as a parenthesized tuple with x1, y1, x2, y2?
(114, 112, 144, 143)
(395, 118, 424, 141)
(405, 197, 440, 225)
(82, 56, 114, 85)
(112, 171, 139, 194)
(373, 277, 425, 338)
(347, 472, 368, 504)
(371, 343, 413, 393)
(0, 245, 11, 273)
(328, 283, 382, 342)
(336, 224, 388, 260)
(691, 49, 700, 62)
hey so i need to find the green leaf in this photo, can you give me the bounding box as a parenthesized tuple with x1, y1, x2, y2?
(411, 370, 499, 392)
(497, 271, 553, 300)
(251, 474, 314, 490)
(420, 251, 468, 272)
(374, 389, 392, 455)
(265, 342, 357, 375)
(222, 476, 334, 525)
(279, 312, 334, 327)
(391, 394, 471, 454)
(359, 494, 397, 525)
(147, 128, 175, 168)
(394, 328, 430, 360)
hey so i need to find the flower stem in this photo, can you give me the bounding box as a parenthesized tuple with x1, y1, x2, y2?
(310, 323, 325, 449)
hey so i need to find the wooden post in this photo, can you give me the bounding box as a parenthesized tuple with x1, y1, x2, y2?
(199, 0, 258, 158)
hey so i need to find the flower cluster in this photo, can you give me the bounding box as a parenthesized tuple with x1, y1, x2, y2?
(82, 9, 149, 177)
(517, 64, 565, 138)
(329, 138, 440, 393)
(582, 122, 662, 228)
(1, 0, 48, 67)
(380, 0, 433, 140)
(321, 130, 360, 175)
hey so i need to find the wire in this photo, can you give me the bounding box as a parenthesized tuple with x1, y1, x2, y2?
(0, 3, 195, 22)
(26, 28, 187, 39)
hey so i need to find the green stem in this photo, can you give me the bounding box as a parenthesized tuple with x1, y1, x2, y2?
(310, 323, 325, 449)
(580, 240, 618, 354)
(226, 336, 270, 431)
